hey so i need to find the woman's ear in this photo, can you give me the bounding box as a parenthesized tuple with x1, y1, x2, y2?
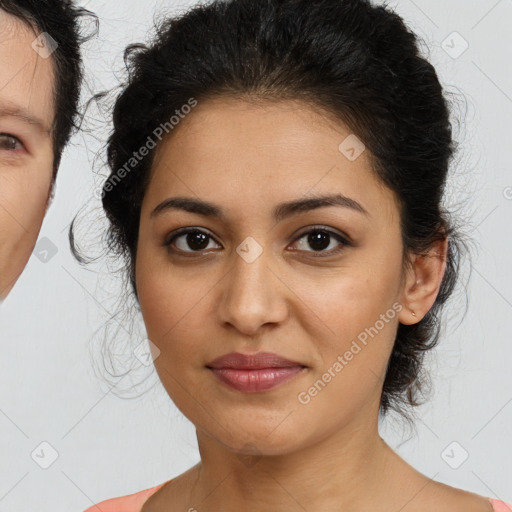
(397, 237, 449, 325)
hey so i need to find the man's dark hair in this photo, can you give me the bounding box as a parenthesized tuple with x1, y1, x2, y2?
(0, 0, 95, 177)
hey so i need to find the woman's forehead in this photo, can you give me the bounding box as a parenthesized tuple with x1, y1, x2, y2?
(147, 98, 397, 218)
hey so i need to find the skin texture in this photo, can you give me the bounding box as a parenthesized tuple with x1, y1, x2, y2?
(135, 97, 490, 511)
(0, 11, 55, 300)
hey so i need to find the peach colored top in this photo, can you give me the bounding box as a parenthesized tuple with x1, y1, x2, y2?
(82, 483, 167, 512)
(83, 484, 511, 512)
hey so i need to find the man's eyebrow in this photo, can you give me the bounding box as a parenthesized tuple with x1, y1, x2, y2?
(151, 194, 370, 221)
(0, 103, 50, 133)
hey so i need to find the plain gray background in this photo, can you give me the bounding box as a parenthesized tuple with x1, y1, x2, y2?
(0, 0, 511, 510)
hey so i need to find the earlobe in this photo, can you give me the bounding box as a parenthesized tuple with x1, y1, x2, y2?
(398, 237, 449, 325)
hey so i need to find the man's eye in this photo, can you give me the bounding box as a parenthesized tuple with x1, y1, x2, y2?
(0, 134, 24, 151)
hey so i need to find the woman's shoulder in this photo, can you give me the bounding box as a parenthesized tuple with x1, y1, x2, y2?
(433, 479, 510, 511)
(80, 484, 510, 512)
(82, 481, 170, 512)
(489, 498, 512, 511)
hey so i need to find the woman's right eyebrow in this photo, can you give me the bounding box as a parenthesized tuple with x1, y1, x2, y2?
(150, 193, 370, 221)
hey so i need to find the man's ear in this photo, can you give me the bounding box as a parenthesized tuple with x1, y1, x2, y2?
(397, 237, 449, 325)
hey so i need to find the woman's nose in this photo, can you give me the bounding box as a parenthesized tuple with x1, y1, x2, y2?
(215, 237, 289, 336)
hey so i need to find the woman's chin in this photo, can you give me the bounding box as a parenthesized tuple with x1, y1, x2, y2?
(197, 420, 308, 458)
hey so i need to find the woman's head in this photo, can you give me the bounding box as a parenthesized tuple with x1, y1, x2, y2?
(93, 0, 465, 446)
(0, 0, 90, 300)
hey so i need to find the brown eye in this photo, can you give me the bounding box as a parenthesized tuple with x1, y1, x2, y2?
(0, 134, 24, 151)
(291, 227, 351, 257)
(165, 228, 220, 254)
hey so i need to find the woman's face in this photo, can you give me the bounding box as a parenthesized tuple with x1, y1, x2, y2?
(0, 11, 55, 300)
(136, 97, 415, 455)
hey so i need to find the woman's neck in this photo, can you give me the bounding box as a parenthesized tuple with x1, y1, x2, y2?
(183, 424, 411, 511)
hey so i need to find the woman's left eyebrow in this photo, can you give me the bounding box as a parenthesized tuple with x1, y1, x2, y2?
(151, 193, 370, 221)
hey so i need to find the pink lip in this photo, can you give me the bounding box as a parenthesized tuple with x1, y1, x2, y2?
(206, 352, 307, 393)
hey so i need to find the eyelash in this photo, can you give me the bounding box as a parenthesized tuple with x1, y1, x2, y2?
(0, 133, 25, 152)
(163, 225, 352, 258)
